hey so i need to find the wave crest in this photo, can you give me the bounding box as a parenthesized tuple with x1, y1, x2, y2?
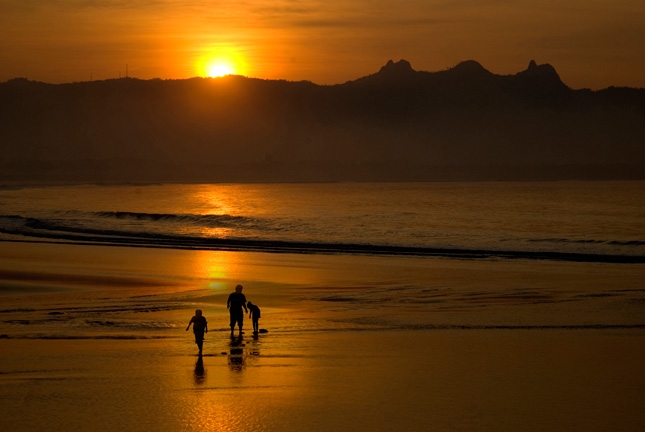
(0, 214, 643, 263)
(93, 211, 252, 228)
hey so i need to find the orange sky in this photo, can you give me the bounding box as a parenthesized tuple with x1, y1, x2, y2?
(1, 0, 644, 89)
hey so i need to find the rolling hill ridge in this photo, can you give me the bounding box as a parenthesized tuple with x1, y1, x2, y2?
(1, 60, 644, 182)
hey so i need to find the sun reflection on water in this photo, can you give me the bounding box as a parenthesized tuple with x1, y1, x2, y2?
(190, 248, 353, 291)
(171, 333, 311, 432)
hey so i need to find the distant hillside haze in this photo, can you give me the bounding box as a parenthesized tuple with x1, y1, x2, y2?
(1, 60, 644, 182)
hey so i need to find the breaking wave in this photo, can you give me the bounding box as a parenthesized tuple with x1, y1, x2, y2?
(0, 214, 643, 263)
(92, 211, 255, 228)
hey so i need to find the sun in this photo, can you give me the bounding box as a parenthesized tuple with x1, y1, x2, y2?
(206, 62, 234, 78)
(196, 47, 248, 78)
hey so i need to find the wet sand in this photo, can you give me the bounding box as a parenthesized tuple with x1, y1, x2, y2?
(1, 241, 644, 431)
(1, 330, 644, 432)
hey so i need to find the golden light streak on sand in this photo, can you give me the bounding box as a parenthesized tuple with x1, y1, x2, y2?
(191, 251, 238, 291)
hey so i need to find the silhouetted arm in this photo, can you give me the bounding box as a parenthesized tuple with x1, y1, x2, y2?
(186, 317, 193, 331)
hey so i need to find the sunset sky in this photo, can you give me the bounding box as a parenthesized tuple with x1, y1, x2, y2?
(1, 0, 644, 89)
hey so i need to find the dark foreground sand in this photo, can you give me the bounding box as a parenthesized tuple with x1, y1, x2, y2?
(1, 242, 644, 431)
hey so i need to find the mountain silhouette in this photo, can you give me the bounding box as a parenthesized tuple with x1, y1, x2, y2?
(1, 60, 643, 182)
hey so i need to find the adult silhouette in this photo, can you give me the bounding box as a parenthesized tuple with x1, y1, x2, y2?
(227, 284, 248, 337)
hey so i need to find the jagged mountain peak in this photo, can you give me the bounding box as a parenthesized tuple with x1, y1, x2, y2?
(346, 59, 417, 86)
(380, 59, 413, 70)
(377, 59, 415, 76)
(520, 60, 566, 88)
(526, 60, 558, 75)
(450, 60, 490, 74)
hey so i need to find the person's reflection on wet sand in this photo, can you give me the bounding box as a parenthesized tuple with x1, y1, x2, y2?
(194, 354, 205, 385)
(249, 336, 260, 357)
(228, 335, 245, 372)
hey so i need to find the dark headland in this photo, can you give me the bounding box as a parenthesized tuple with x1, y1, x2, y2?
(1, 60, 644, 182)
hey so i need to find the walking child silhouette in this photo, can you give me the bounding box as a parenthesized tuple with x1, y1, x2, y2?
(186, 309, 208, 354)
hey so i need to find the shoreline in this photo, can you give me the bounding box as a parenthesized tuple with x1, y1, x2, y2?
(2, 237, 644, 264)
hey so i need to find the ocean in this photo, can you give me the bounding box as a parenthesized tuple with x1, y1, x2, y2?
(1, 181, 644, 431)
(1, 181, 644, 261)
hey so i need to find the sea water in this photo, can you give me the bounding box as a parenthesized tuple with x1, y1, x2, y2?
(1, 181, 644, 260)
(1, 182, 644, 431)
(1, 181, 644, 339)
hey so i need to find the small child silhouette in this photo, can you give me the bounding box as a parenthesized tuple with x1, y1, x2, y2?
(247, 301, 261, 335)
(186, 309, 208, 354)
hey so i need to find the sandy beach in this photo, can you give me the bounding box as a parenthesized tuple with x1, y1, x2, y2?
(1, 241, 644, 431)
